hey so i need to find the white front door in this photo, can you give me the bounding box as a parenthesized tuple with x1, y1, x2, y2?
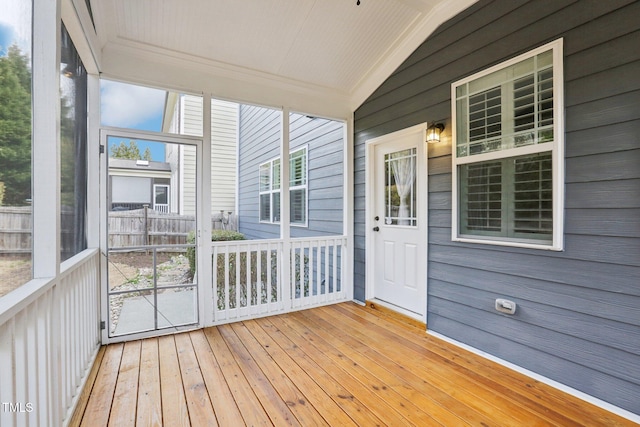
(370, 126, 427, 318)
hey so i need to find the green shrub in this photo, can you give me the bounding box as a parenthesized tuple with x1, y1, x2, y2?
(187, 229, 245, 276)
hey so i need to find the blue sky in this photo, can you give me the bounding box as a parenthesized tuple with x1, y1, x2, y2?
(0, 23, 13, 56)
(100, 80, 167, 161)
(0, 3, 31, 57)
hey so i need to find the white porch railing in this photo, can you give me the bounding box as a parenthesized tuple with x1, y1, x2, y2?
(211, 235, 348, 324)
(0, 249, 101, 427)
(153, 204, 169, 214)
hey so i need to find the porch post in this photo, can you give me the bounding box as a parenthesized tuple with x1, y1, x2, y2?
(200, 94, 213, 325)
(280, 108, 291, 308)
(32, 0, 61, 423)
(32, 0, 61, 279)
(344, 115, 355, 301)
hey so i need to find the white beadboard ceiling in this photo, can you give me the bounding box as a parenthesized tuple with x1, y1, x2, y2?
(90, 0, 477, 117)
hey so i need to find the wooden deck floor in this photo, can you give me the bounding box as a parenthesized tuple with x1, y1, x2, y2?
(72, 303, 635, 426)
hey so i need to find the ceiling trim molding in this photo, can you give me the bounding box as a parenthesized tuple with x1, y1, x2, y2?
(348, 0, 479, 110)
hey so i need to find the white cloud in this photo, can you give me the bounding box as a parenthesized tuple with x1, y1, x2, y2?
(100, 80, 167, 128)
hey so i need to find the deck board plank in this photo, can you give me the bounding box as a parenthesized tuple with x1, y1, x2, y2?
(189, 330, 245, 427)
(336, 303, 623, 426)
(158, 335, 190, 427)
(305, 306, 550, 426)
(108, 340, 141, 427)
(297, 308, 482, 426)
(269, 313, 418, 426)
(230, 321, 341, 426)
(69, 345, 106, 427)
(259, 318, 387, 426)
(76, 303, 638, 427)
(241, 319, 359, 427)
(80, 343, 123, 427)
(217, 323, 301, 426)
(136, 338, 162, 427)
(173, 333, 218, 427)
(203, 326, 273, 426)
(286, 310, 452, 426)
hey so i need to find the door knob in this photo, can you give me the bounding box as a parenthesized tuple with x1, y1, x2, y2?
(373, 226, 380, 232)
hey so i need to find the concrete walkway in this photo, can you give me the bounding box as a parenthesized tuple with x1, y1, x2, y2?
(114, 288, 197, 335)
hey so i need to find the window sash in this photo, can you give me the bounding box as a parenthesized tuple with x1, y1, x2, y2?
(456, 50, 554, 159)
(459, 153, 552, 242)
(259, 147, 307, 225)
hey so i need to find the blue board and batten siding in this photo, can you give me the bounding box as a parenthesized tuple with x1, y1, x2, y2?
(238, 105, 344, 239)
(354, 0, 640, 415)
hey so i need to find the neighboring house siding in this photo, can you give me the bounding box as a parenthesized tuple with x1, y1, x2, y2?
(211, 100, 238, 214)
(166, 95, 238, 215)
(180, 144, 197, 216)
(354, 0, 640, 415)
(238, 105, 344, 239)
(180, 95, 201, 216)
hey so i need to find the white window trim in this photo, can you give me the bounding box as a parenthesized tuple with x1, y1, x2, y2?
(451, 39, 565, 251)
(259, 146, 308, 227)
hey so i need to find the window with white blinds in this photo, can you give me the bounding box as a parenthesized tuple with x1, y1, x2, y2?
(259, 147, 307, 225)
(452, 39, 564, 250)
(460, 153, 552, 240)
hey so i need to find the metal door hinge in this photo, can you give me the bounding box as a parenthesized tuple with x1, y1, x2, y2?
(100, 320, 106, 330)
(99, 144, 105, 154)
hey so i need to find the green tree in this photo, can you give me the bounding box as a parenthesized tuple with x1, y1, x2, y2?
(0, 44, 31, 206)
(110, 140, 152, 161)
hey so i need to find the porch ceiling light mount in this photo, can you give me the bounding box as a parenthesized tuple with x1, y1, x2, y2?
(426, 123, 445, 143)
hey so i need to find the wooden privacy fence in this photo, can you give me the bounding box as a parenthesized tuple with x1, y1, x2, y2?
(109, 208, 238, 248)
(0, 206, 238, 252)
(0, 207, 31, 254)
(108, 208, 195, 248)
(0, 206, 84, 255)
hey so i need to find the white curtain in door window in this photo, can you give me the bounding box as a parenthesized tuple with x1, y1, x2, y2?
(390, 149, 415, 225)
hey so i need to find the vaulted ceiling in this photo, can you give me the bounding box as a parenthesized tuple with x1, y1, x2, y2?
(88, 0, 477, 117)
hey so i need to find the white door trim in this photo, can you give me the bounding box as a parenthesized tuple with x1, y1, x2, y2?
(365, 123, 429, 324)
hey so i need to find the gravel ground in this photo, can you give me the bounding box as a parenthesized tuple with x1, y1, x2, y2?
(0, 256, 32, 298)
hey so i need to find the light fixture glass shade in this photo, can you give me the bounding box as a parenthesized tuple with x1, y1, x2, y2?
(426, 123, 444, 143)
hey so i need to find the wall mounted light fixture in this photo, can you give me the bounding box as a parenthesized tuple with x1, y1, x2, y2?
(426, 123, 445, 143)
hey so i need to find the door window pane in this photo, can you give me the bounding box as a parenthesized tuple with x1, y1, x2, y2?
(384, 148, 417, 226)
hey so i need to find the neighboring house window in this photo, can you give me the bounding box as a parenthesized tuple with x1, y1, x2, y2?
(452, 39, 564, 250)
(153, 184, 170, 213)
(259, 147, 307, 225)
